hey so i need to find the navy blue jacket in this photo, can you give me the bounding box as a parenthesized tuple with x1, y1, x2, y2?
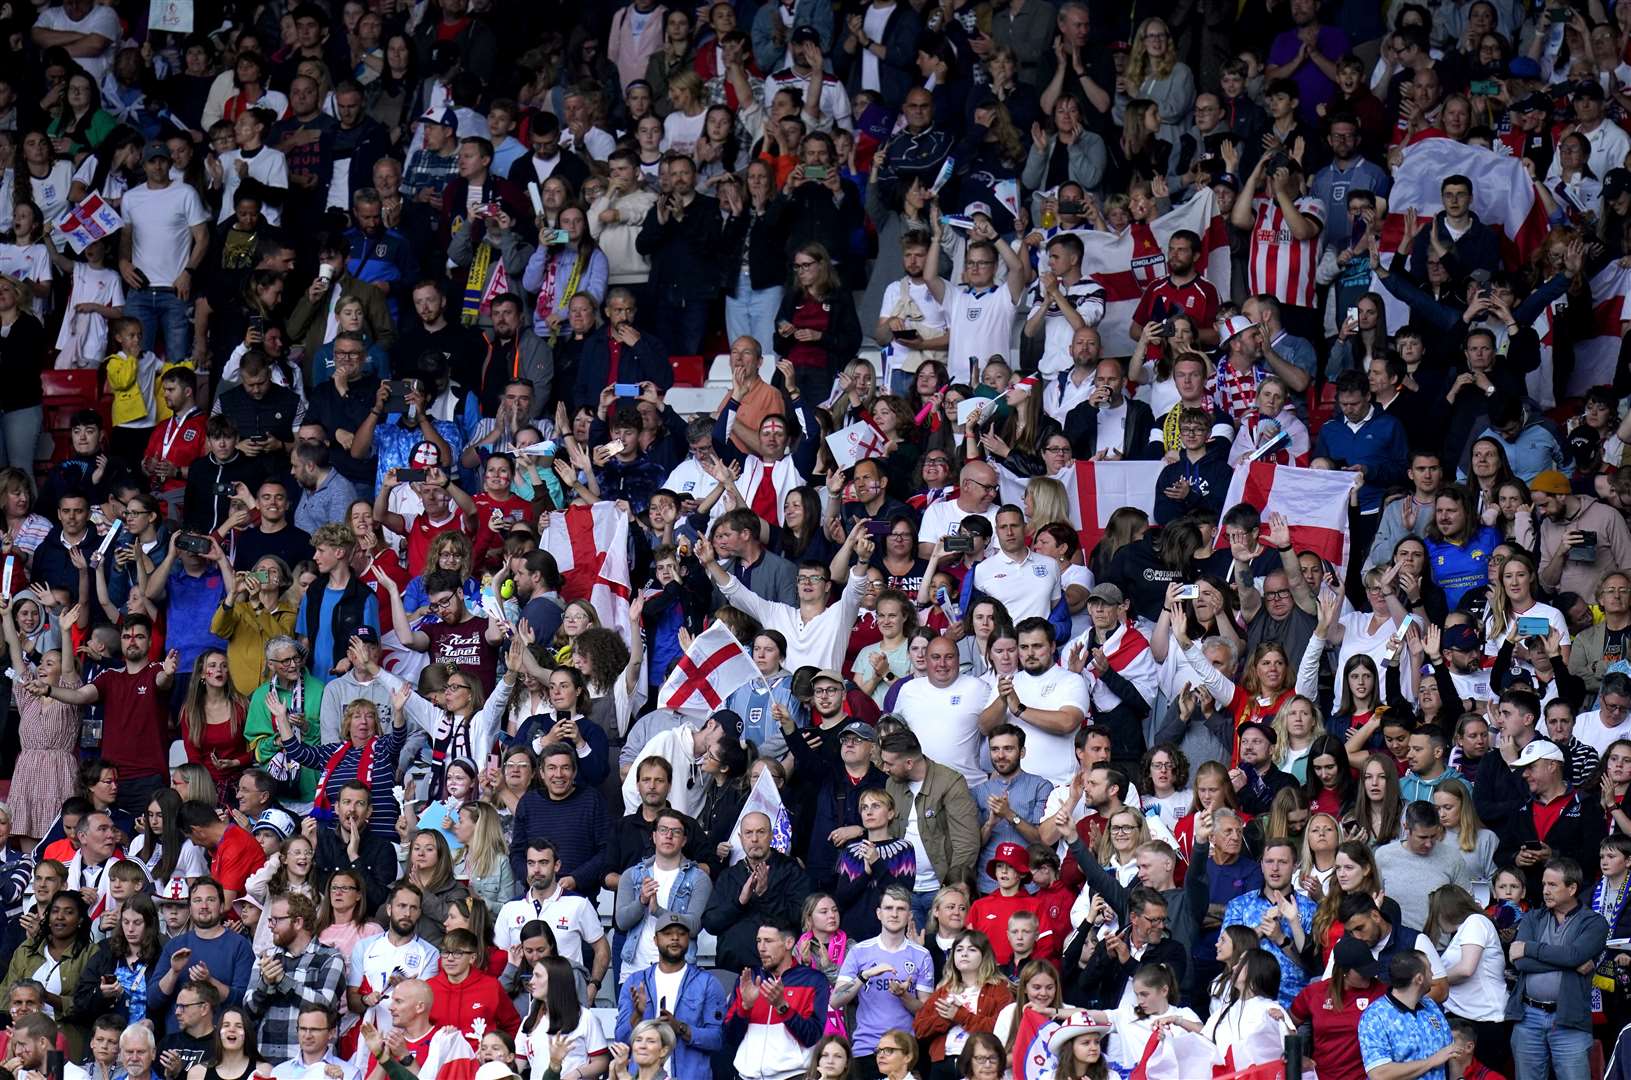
(1312, 406, 1409, 512)
(508, 785, 611, 898)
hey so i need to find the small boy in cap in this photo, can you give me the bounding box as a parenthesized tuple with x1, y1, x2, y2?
(967, 841, 1040, 966)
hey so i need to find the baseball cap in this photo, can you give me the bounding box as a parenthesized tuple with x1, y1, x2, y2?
(252, 808, 297, 840)
(1237, 719, 1278, 746)
(1606, 168, 1631, 201)
(142, 140, 172, 162)
(420, 106, 459, 129)
(653, 912, 698, 935)
(475, 1064, 523, 1080)
(1574, 79, 1607, 100)
(1513, 92, 1552, 113)
(840, 721, 879, 743)
(812, 669, 846, 687)
(1086, 583, 1124, 605)
(790, 25, 821, 45)
(1333, 935, 1380, 979)
(985, 841, 1031, 880)
(1529, 469, 1571, 495)
(1442, 624, 1482, 652)
(964, 200, 993, 218)
(351, 625, 381, 645)
(1507, 57, 1541, 80)
(1214, 172, 1242, 192)
(1513, 739, 1566, 768)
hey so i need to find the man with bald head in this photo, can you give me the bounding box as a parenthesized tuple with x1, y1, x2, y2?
(918, 461, 1001, 557)
(1061, 353, 1156, 460)
(702, 811, 811, 972)
(895, 634, 997, 785)
(362, 979, 473, 1079)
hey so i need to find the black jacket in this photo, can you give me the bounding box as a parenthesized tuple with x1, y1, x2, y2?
(1065, 929, 1189, 1010)
(1495, 787, 1607, 899)
(807, 764, 889, 892)
(701, 851, 813, 973)
(314, 824, 400, 915)
(721, 197, 792, 293)
(780, 179, 866, 271)
(182, 452, 274, 533)
(772, 289, 862, 372)
(571, 325, 673, 411)
(508, 151, 590, 194)
(1064, 395, 1157, 461)
(636, 194, 726, 303)
(214, 384, 301, 446)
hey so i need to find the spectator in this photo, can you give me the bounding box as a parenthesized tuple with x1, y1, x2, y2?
(241, 893, 345, 1063)
(1506, 856, 1608, 1080)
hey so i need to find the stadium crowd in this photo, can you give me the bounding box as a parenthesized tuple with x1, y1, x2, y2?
(1, 0, 1631, 1078)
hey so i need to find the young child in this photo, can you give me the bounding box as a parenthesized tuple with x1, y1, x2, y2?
(54, 234, 124, 370)
(0, 199, 53, 321)
(103, 316, 166, 463)
(470, 452, 532, 571)
(82, 1013, 123, 1080)
(91, 859, 148, 942)
(999, 907, 1041, 984)
(1487, 865, 1528, 945)
(641, 542, 690, 701)
(970, 843, 1041, 968)
(1028, 844, 1074, 964)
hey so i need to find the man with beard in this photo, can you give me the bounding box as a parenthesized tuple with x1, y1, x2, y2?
(1221, 839, 1319, 1006)
(613, 809, 712, 987)
(41, 614, 177, 815)
(1060, 350, 1156, 460)
(309, 781, 399, 913)
(1235, 512, 1320, 663)
(893, 635, 996, 785)
(3, 1013, 85, 1080)
(978, 619, 1087, 788)
(426, 928, 520, 1049)
(150, 879, 256, 1017)
(971, 725, 1056, 894)
(1532, 469, 1631, 600)
(604, 757, 704, 892)
(348, 885, 441, 1039)
(617, 914, 728, 1080)
(1067, 585, 1157, 772)
(158, 980, 219, 1074)
(507, 743, 610, 895)
(1130, 230, 1222, 347)
(1233, 721, 1299, 816)
(722, 921, 830, 1080)
(493, 840, 609, 1002)
(243, 894, 345, 1062)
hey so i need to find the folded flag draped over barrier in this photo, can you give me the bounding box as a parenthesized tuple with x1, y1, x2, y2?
(1079, 189, 1231, 355)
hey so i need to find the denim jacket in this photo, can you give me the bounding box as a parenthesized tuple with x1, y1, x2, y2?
(613, 856, 713, 968)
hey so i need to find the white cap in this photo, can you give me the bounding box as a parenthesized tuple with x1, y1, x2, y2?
(475, 1064, 523, 1080)
(1513, 738, 1566, 768)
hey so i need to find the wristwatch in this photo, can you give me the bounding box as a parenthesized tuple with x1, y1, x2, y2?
(1010, 815, 1022, 826)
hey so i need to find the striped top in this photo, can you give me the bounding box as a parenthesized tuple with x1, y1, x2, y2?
(282, 724, 408, 837)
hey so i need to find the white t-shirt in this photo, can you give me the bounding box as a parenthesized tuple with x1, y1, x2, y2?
(348, 933, 440, 1035)
(218, 146, 291, 224)
(918, 498, 996, 548)
(1575, 708, 1631, 757)
(861, 3, 896, 91)
(34, 4, 121, 82)
(1008, 665, 1090, 785)
(945, 285, 1020, 385)
(903, 781, 941, 892)
(1441, 913, 1506, 1022)
(1335, 610, 1401, 682)
(72, 153, 131, 207)
(495, 887, 604, 967)
(1062, 563, 1095, 641)
(122, 181, 209, 287)
(1484, 600, 1572, 669)
(0, 242, 52, 320)
(972, 548, 1061, 622)
(630, 864, 682, 968)
(517, 1007, 605, 1080)
(894, 674, 995, 783)
(30, 160, 75, 244)
(663, 457, 721, 502)
(662, 110, 707, 155)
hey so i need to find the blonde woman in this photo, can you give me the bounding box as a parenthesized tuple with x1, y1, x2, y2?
(455, 801, 515, 909)
(1296, 812, 1340, 902)
(209, 554, 297, 696)
(1116, 18, 1195, 145)
(662, 70, 708, 154)
(1092, 808, 1149, 887)
(1431, 779, 1498, 904)
(1023, 476, 1071, 536)
(1271, 694, 1321, 783)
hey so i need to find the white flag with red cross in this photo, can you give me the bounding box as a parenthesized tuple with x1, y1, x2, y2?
(543, 501, 633, 639)
(826, 419, 890, 470)
(1214, 462, 1358, 579)
(658, 621, 761, 717)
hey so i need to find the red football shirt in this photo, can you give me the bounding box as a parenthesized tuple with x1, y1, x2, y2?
(1290, 977, 1386, 1080)
(210, 823, 267, 893)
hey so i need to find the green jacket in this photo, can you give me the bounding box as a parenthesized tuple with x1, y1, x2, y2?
(244, 675, 325, 802)
(886, 759, 982, 888)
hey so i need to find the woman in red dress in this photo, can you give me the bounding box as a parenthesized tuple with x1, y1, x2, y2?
(181, 647, 251, 802)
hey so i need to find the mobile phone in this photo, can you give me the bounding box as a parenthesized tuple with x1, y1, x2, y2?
(249, 314, 266, 332)
(892, 328, 921, 342)
(1521, 840, 1546, 851)
(1549, 5, 1570, 18)
(1516, 616, 1551, 638)
(864, 519, 892, 538)
(1470, 79, 1500, 96)
(1156, 316, 1175, 338)
(1058, 200, 1085, 215)
(943, 534, 974, 553)
(214, 481, 235, 496)
(1345, 306, 1360, 325)
(175, 534, 212, 555)
(543, 228, 570, 245)
(605, 438, 627, 456)
(614, 383, 641, 397)
(1174, 584, 1200, 601)
(802, 164, 828, 180)
(1579, 530, 1598, 545)
(398, 468, 428, 483)
(383, 379, 417, 415)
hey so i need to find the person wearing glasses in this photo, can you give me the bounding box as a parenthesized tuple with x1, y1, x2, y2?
(267, 1004, 354, 1079)
(915, 462, 1001, 559)
(244, 635, 328, 817)
(242, 894, 345, 1064)
(923, 210, 1028, 390)
(159, 979, 221, 1072)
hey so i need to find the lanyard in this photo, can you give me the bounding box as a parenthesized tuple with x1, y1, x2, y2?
(160, 408, 195, 457)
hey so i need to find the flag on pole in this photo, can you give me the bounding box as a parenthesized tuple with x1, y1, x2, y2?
(542, 501, 633, 639)
(1377, 138, 1548, 265)
(658, 622, 761, 717)
(728, 766, 795, 864)
(825, 419, 890, 470)
(1077, 189, 1231, 355)
(56, 194, 123, 254)
(1215, 463, 1358, 579)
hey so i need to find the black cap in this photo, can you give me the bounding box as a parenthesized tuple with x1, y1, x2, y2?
(352, 625, 380, 644)
(1513, 92, 1552, 113)
(1574, 79, 1607, 100)
(791, 25, 821, 45)
(1237, 719, 1277, 746)
(1607, 168, 1631, 200)
(1333, 935, 1380, 979)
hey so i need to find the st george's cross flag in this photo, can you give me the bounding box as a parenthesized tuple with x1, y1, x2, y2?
(826, 419, 890, 470)
(543, 501, 633, 639)
(1078, 189, 1231, 355)
(727, 766, 796, 864)
(1215, 463, 1357, 579)
(1067, 459, 1167, 553)
(659, 622, 761, 717)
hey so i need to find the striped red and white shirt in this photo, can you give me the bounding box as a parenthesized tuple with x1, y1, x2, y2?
(1248, 194, 1325, 308)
